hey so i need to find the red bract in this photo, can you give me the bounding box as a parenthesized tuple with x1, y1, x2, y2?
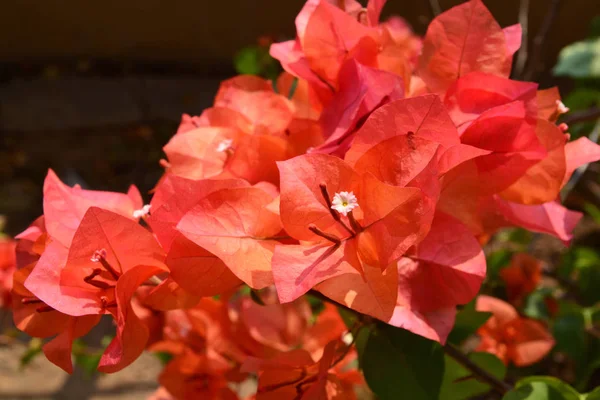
(271, 0, 420, 100)
(177, 186, 282, 289)
(500, 253, 542, 306)
(0, 238, 16, 308)
(476, 295, 555, 366)
(9, 1, 600, 396)
(418, 0, 520, 93)
(316, 213, 485, 342)
(273, 153, 431, 301)
(43, 169, 143, 247)
(314, 59, 404, 155)
(24, 207, 168, 372)
(243, 340, 358, 400)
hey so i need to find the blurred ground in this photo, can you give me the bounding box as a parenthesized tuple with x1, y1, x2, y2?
(0, 338, 161, 400)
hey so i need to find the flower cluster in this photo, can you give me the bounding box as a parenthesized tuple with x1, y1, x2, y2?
(8, 0, 600, 398)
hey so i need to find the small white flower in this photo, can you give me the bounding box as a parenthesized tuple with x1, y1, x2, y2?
(133, 204, 151, 219)
(331, 191, 359, 216)
(91, 248, 107, 262)
(556, 100, 570, 114)
(216, 138, 234, 153)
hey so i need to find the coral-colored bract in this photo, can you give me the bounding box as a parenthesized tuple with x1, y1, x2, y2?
(7, 0, 600, 398)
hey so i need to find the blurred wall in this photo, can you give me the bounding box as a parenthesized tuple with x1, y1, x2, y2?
(1, 0, 598, 76)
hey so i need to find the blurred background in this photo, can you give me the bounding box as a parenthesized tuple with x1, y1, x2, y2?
(1, 0, 600, 399)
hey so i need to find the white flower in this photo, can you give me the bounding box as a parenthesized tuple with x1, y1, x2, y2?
(216, 138, 234, 153)
(133, 204, 151, 219)
(91, 248, 107, 262)
(556, 100, 570, 114)
(331, 191, 359, 216)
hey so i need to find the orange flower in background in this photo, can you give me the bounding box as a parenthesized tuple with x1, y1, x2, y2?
(0, 237, 16, 308)
(500, 253, 542, 306)
(475, 295, 554, 367)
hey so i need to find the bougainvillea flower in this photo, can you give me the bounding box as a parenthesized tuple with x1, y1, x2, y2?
(316, 212, 485, 342)
(25, 207, 168, 372)
(151, 298, 248, 364)
(273, 153, 431, 303)
(0, 238, 16, 308)
(314, 60, 404, 155)
(500, 253, 542, 306)
(14, 216, 46, 268)
(42, 169, 143, 247)
(443, 72, 538, 131)
(163, 124, 291, 185)
(271, 0, 421, 101)
(498, 122, 600, 205)
(177, 186, 283, 289)
(489, 197, 582, 244)
(458, 102, 547, 196)
(159, 350, 239, 400)
(165, 233, 242, 298)
(498, 119, 567, 204)
(148, 174, 249, 251)
(276, 72, 323, 120)
(296, 0, 379, 89)
(418, 0, 521, 93)
(140, 275, 202, 312)
(345, 95, 491, 207)
(562, 136, 600, 187)
(214, 75, 295, 135)
(243, 340, 357, 400)
(234, 291, 312, 353)
(476, 295, 555, 366)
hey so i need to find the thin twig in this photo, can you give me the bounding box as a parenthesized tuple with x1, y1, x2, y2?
(444, 343, 513, 395)
(561, 119, 600, 201)
(513, 0, 530, 78)
(523, 0, 562, 81)
(426, 0, 442, 17)
(562, 106, 600, 125)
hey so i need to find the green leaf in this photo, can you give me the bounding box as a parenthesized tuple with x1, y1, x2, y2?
(234, 47, 262, 76)
(74, 353, 102, 377)
(583, 386, 600, 399)
(337, 306, 360, 330)
(487, 249, 514, 279)
(559, 247, 600, 282)
(287, 77, 299, 99)
(553, 311, 587, 365)
(564, 89, 600, 111)
(504, 377, 582, 400)
(306, 294, 325, 318)
(589, 16, 600, 38)
(523, 287, 555, 320)
(154, 351, 174, 365)
(20, 338, 43, 368)
(447, 306, 491, 345)
(583, 203, 600, 224)
(361, 323, 444, 400)
(440, 352, 506, 400)
(554, 38, 600, 78)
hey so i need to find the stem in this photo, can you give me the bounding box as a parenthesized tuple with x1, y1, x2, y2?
(522, 0, 561, 81)
(562, 107, 600, 125)
(347, 211, 363, 233)
(443, 343, 512, 395)
(513, 0, 530, 78)
(426, 0, 442, 17)
(309, 225, 341, 244)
